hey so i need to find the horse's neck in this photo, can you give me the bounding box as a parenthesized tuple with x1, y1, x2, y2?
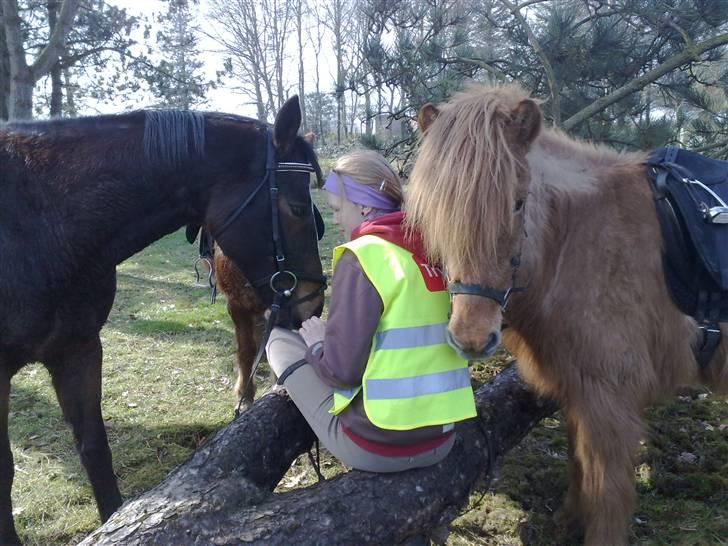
(59, 168, 201, 276)
(519, 133, 648, 298)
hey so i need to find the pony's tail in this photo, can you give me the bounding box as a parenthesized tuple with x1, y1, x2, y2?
(700, 324, 728, 393)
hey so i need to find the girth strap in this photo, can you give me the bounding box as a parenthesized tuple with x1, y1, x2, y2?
(696, 321, 721, 369)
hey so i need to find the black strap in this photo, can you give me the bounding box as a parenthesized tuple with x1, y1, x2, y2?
(234, 293, 284, 418)
(216, 174, 269, 237)
(448, 282, 510, 306)
(276, 358, 307, 385)
(696, 321, 721, 369)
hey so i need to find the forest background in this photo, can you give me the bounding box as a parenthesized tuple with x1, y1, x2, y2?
(2, 0, 728, 161)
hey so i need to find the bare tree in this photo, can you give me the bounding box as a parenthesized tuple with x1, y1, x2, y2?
(324, 0, 355, 143)
(1, 0, 80, 119)
(295, 0, 306, 132)
(208, 0, 293, 121)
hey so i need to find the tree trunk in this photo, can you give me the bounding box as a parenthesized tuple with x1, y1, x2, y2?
(48, 0, 63, 117)
(364, 87, 372, 137)
(79, 364, 556, 545)
(0, 2, 9, 121)
(296, 0, 306, 133)
(2, 0, 80, 119)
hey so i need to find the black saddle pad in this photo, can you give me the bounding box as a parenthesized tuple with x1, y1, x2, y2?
(647, 147, 728, 290)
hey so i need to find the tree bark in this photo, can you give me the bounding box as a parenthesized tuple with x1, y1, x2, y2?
(79, 364, 556, 546)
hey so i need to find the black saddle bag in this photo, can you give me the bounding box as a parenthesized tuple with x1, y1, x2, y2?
(646, 146, 728, 323)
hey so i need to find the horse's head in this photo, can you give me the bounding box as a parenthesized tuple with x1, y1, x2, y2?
(408, 84, 541, 360)
(205, 96, 325, 327)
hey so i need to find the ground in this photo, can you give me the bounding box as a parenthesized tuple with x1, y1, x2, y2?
(7, 190, 727, 545)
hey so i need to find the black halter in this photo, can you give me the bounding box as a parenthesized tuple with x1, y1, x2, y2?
(447, 222, 529, 312)
(447, 256, 526, 310)
(214, 129, 327, 308)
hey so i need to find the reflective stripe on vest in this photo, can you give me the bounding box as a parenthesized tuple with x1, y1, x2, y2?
(330, 235, 476, 430)
(365, 367, 472, 400)
(375, 323, 448, 351)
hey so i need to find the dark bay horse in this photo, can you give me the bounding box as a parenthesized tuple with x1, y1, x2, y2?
(407, 83, 728, 545)
(0, 96, 324, 545)
(187, 132, 321, 409)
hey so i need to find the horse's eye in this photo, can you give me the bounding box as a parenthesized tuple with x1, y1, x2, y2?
(289, 203, 309, 217)
(514, 199, 525, 212)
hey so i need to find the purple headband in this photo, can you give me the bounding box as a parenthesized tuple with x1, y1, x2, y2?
(323, 171, 398, 211)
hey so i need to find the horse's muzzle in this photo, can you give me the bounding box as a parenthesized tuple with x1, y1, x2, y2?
(446, 329, 501, 361)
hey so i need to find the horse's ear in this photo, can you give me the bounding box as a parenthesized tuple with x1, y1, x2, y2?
(511, 99, 541, 147)
(418, 103, 440, 133)
(274, 96, 302, 151)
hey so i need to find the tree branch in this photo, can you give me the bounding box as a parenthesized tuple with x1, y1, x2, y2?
(500, 0, 560, 123)
(31, 0, 79, 80)
(562, 31, 728, 131)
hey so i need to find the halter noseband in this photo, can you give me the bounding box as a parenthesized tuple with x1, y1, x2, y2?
(213, 129, 328, 310)
(447, 236, 528, 312)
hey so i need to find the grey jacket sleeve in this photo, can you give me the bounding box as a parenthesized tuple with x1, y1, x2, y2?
(305, 250, 383, 389)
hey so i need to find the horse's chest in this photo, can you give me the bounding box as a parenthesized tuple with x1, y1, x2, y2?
(0, 273, 116, 365)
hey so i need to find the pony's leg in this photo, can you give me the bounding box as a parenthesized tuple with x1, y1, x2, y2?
(230, 303, 258, 409)
(48, 336, 122, 522)
(567, 392, 643, 546)
(0, 367, 21, 545)
(556, 415, 585, 542)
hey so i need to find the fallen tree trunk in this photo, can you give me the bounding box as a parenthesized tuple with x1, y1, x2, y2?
(80, 364, 557, 545)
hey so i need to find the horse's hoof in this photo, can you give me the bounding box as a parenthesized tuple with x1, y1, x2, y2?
(234, 396, 254, 413)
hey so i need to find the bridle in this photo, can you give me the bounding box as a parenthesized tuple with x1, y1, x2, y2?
(211, 128, 327, 417)
(214, 129, 327, 310)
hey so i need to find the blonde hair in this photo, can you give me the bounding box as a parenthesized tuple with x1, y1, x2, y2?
(332, 150, 403, 208)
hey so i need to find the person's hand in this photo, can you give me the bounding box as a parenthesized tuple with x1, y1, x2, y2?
(299, 316, 326, 347)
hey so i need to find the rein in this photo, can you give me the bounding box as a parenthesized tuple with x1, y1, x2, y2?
(214, 129, 326, 418)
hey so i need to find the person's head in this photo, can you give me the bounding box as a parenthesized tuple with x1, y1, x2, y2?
(323, 150, 403, 240)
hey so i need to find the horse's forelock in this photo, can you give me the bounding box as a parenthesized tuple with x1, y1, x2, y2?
(408, 83, 529, 274)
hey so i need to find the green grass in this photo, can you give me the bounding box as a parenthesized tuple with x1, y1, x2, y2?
(7, 189, 727, 545)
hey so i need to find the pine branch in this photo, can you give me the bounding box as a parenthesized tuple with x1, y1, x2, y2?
(563, 31, 728, 131)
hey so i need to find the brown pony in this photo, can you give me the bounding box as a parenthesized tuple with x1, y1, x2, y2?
(407, 83, 728, 545)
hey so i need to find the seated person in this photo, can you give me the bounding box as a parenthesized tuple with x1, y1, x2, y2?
(265, 150, 476, 472)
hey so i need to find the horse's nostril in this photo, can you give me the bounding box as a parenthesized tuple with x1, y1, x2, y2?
(484, 331, 501, 354)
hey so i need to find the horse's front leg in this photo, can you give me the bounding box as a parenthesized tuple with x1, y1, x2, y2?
(230, 303, 259, 410)
(566, 387, 643, 546)
(0, 367, 21, 545)
(555, 414, 585, 543)
(47, 336, 121, 523)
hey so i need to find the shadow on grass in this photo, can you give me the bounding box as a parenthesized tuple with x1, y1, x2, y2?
(108, 272, 234, 340)
(9, 380, 225, 501)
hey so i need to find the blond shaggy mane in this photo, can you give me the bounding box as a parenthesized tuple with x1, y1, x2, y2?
(407, 83, 530, 272)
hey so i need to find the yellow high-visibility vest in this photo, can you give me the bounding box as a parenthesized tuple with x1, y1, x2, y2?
(331, 234, 476, 430)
